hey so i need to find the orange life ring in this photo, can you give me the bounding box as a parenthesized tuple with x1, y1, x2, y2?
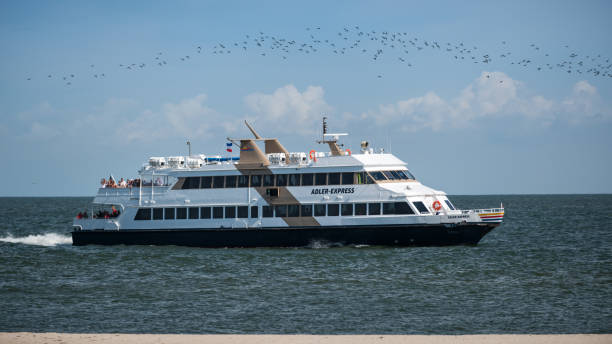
(346, 148, 351, 156)
(309, 150, 317, 162)
(432, 201, 442, 211)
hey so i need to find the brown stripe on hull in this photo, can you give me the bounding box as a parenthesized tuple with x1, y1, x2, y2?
(282, 216, 320, 226)
(237, 166, 320, 227)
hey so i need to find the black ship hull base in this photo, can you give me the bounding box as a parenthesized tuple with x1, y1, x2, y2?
(72, 223, 497, 247)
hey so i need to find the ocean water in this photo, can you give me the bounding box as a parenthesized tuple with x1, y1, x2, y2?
(0, 195, 610, 334)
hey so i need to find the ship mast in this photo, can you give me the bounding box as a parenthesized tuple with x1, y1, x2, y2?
(316, 116, 346, 156)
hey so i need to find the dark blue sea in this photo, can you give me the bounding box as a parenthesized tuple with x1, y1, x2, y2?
(0, 195, 610, 334)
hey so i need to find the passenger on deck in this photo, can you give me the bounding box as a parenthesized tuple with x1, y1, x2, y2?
(119, 178, 127, 188)
(100, 178, 107, 188)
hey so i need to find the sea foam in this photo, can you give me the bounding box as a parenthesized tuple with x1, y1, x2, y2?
(0, 233, 72, 247)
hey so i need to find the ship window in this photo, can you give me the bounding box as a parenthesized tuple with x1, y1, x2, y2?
(225, 206, 236, 218)
(182, 177, 200, 189)
(153, 208, 163, 220)
(188, 207, 199, 219)
(287, 204, 299, 217)
(301, 173, 314, 186)
(328, 173, 341, 185)
(262, 206, 273, 218)
(200, 207, 211, 219)
(445, 200, 455, 210)
(275, 205, 287, 217)
(213, 207, 223, 219)
(251, 175, 262, 187)
(225, 176, 237, 188)
(355, 203, 367, 216)
(301, 204, 312, 217)
(395, 202, 415, 215)
(393, 171, 407, 180)
(288, 174, 300, 186)
(382, 203, 395, 215)
(356, 172, 374, 184)
(266, 188, 279, 197)
(237, 206, 248, 218)
(263, 174, 275, 187)
(250, 206, 258, 218)
(368, 203, 381, 215)
(134, 208, 151, 220)
(398, 170, 415, 180)
(383, 171, 397, 180)
(176, 207, 187, 219)
(314, 204, 326, 216)
(413, 201, 429, 214)
(201, 176, 212, 189)
(213, 176, 224, 188)
(341, 203, 353, 216)
(165, 208, 175, 220)
(366, 174, 374, 184)
(315, 173, 327, 185)
(238, 175, 249, 188)
(390, 171, 403, 180)
(341, 172, 354, 185)
(276, 174, 288, 186)
(327, 204, 339, 216)
(370, 171, 387, 181)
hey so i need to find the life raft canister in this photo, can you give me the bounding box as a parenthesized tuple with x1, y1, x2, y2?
(309, 150, 317, 162)
(432, 200, 442, 211)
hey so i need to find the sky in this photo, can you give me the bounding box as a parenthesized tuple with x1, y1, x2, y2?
(1, 0, 611, 196)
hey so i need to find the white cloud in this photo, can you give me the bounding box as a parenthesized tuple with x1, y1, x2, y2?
(10, 78, 610, 145)
(561, 80, 607, 124)
(244, 84, 332, 135)
(22, 121, 61, 141)
(113, 94, 242, 143)
(361, 72, 609, 131)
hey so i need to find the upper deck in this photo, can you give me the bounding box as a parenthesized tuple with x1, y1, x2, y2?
(141, 152, 409, 176)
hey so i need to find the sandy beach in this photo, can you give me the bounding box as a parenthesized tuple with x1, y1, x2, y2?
(0, 333, 610, 344)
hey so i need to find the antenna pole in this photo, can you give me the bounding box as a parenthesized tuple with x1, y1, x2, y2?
(322, 116, 328, 141)
(186, 140, 191, 157)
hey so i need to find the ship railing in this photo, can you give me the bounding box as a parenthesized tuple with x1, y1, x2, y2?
(96, 186, 171, 198)
(73, 218, 120, 230)
(97, 187, 137, 198)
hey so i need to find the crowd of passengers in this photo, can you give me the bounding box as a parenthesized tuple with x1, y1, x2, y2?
(100, 177, 168, 188)
(100, 177, 140, 188)
(76, 207, 121, 219)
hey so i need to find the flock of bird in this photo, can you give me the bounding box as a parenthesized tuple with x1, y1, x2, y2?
(26, 26, 612, 86)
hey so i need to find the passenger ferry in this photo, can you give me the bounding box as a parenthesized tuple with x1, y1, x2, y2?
(72, 119, 504, 247)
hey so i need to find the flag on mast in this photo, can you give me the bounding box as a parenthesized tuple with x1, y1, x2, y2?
(226, 142, 233, 153)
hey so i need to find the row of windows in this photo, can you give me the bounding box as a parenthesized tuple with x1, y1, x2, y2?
(134, 201, 433, 220)
(180, 170, 415, 190)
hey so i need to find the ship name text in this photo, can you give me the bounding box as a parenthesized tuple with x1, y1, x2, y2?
(311, 187, 355, 195)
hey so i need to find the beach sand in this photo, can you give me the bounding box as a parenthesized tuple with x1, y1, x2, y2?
(0, 333, 610, 344)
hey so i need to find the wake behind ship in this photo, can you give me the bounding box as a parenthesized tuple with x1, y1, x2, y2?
(72, 119, 504, 247)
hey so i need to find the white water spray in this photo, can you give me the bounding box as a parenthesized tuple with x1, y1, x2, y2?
(0, 233, 72, 247)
